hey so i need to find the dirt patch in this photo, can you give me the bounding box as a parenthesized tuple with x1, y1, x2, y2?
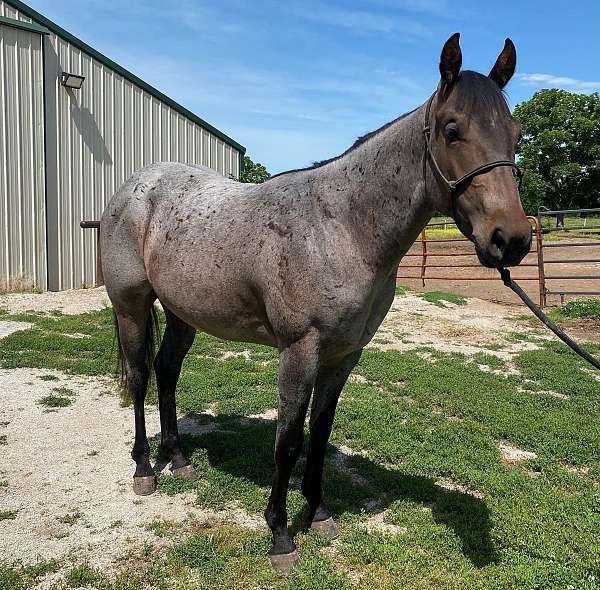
(368, 293, 545, 369)
(0, 368, 264, 572)
(498, 442, 538, 464)
(0, 288, 110, 315)
(517, 386, 569, 400)
(435, 478, 484, 500)
(360, 511, 407, 536)
(555, 317, 600, 345)
(0, 321, 33, 338)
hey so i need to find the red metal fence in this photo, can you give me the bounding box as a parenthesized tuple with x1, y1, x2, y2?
(397, 216, 546, 307)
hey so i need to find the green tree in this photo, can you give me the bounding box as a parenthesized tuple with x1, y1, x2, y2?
(237, 155, 271, 183)
(513, 89, 600, 214)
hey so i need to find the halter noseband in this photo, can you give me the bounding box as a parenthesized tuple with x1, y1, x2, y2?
(422, 93, 523, 205)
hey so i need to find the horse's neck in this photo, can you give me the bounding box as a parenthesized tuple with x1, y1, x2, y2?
(314, 104, 439, 273)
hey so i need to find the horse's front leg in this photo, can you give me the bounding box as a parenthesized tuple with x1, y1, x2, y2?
(301, 350, 362, 538)
(265, 331, 319, 573)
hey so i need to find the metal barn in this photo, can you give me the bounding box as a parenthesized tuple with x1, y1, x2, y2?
(0, 0, 246, 291)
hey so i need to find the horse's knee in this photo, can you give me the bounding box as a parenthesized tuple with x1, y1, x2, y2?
(275, 430, 304, 467)
(127, 365, 149, 397)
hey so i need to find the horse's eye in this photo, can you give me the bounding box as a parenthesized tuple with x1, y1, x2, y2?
(445, 122, 460, 143)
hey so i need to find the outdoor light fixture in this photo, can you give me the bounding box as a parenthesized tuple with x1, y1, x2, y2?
(60, 72, 85, 90)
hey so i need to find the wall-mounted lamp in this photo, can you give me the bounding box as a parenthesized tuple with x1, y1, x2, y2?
(60, 72, 85, 90)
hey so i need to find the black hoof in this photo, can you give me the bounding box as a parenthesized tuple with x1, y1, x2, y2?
(132, 475, 156, 496)
(269, 549, 300, 574)
(310, 516, 340, 539)
(171, 464, 198, 481)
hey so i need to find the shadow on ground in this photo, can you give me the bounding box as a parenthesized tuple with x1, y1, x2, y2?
(152, 412, 498, 568)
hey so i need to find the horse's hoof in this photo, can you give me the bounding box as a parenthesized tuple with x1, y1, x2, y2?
(269, 549, 300, 574)
(132, 475, 156, 496)
(171, 464, 198, 481)
(311, 516, 340, 539)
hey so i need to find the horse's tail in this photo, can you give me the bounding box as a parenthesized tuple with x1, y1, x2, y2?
(113, 305, 161, 401)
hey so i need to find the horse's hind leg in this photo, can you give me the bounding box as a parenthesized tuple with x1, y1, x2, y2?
(265, 332, 319, 573)
(114, 293, 157, 495)
(154, 309, 196, 478)
(301, 350, 362, 538)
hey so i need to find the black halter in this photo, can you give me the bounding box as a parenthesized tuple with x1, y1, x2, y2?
(422, 93, 523, 211)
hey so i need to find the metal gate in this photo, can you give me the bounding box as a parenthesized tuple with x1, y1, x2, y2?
(537, 207, 600, 305)
(0, 20, 47, 290)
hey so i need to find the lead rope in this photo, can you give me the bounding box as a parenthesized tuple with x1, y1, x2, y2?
(499, 268, 600, 371)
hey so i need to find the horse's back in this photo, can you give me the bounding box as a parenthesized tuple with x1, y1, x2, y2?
(100, 163, 232, 293)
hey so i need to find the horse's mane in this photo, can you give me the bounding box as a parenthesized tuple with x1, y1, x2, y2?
(266, 71, 509, 181)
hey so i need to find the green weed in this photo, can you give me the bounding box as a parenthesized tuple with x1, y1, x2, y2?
(417, 291, 467, 307)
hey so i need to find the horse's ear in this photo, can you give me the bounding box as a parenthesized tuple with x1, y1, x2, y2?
(489, 38, 516, 89)
(439, 32, 462, 91)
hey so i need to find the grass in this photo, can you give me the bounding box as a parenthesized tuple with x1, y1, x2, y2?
(417, 291, 467, 307)
(65, 564, 104, 588)
(549, 298, 600, 321)
(1, 308, 600, 589)
(57, 512, 82, 525)
(422, 216, 600, 247)
(52, 386, 76, 397)
(38, 394, 72, 408)
(0, 510, 18, 521)
(0, 561, 61, 590)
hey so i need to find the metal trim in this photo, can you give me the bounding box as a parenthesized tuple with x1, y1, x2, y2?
(4, 0, 246, 155)
(0, 14, 49, 34)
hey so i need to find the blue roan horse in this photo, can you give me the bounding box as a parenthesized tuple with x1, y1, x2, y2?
(100, 33, 531, 572)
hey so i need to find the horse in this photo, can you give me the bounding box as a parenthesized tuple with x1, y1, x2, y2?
(100, 33, 531, 572)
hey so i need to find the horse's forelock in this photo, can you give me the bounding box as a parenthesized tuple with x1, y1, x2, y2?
(449, 70, 511, 122)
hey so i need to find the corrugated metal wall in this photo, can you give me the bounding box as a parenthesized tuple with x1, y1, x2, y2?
(2, 0, 243, 292)
(44, 36, 241, 290)
(0, 0, 31, 21)
(0, 22, 47, 291)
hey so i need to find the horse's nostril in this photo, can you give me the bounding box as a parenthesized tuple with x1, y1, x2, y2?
(490, 228, 506, 254)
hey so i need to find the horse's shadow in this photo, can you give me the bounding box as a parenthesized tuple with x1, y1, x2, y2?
(159, 412, 498, 567)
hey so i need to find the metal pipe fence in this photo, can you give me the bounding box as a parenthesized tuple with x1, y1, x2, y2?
(537, 207, 600, 305)
(397, 216, 546, 306)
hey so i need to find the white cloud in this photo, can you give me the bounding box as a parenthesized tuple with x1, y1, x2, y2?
(517, 73, 600, 92)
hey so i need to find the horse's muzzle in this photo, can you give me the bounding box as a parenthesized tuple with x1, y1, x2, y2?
(477, 225, 532, 268)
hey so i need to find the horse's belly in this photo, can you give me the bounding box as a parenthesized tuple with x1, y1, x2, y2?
(159, 295, 276, 346)
(150, 270, 276, 347)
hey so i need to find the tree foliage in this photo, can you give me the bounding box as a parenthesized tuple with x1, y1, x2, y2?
(237, 155, 271, 183)
(513, 89, 600, 214)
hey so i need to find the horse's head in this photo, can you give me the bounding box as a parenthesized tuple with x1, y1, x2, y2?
(427, 33, 531, 268)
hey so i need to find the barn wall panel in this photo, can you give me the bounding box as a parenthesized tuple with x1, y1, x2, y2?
(0, 23, 46, 290)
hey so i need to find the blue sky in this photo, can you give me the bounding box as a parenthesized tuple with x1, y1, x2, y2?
(26, 0, 600, 174)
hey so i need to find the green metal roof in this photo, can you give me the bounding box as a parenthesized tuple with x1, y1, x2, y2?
(5, 0, 246, 155)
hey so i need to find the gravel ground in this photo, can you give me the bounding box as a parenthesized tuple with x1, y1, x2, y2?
(367, 292, 548, 367)
(0, 288, 110, 315)
(0, 367, 264, 574)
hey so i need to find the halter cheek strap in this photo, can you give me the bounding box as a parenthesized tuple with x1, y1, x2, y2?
(422, 93, 523, 203)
